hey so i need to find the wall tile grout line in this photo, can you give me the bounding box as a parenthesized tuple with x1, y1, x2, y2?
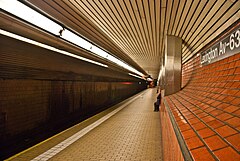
(175, 92, 240, 133)
(166, 96, 219, 160)
(166, 91, 240, 158)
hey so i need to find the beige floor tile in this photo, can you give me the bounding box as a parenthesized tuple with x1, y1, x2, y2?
(49, 89, 162, 161)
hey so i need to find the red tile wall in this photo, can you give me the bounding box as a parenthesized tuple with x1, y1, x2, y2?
(164, 52, 240, 160)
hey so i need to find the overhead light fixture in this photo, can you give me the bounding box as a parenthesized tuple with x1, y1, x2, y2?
(61, 29, 110, 58)
(61, 29, 93, 51)
(0, 0, 63, 35)
(61, 29, 144, 77)
(128, 73, 145, 79)
(106, 54, 144, 77)
(91, 46, 108, 58)
(0, 29, 108, 68)
(124, 64, 144, 77)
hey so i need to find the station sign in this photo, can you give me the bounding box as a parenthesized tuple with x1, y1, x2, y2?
(200, 27, 240, 65)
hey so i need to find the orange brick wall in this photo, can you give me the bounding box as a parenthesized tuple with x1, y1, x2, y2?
(163, 52, 240, 160)
(182, 53, 240, 112)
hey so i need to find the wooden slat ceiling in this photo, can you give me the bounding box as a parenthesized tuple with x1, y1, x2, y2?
(27, 0, 240, 79)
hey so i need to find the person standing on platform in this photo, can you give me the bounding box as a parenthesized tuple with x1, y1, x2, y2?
(154, 91, 161, 112)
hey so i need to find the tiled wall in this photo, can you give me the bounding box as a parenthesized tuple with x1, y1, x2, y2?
(163, 53, 240, 160)
(160, 102, 184, 161)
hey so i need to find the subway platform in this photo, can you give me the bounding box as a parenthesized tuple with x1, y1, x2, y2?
(6, 89, 162, 161)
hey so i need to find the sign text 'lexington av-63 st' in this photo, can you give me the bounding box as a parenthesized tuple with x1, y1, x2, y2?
(200, 27, 240, 65)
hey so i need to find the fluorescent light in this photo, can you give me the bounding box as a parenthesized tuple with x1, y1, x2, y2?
(0, 29, 108, 68)
(61, 29, 93, 51)
(126, 66, 144, 76)
(106, 54, 120, 64)
(91, 46, 108, 58)
(60, 29, 144, 77)
(128, 73, 144, 79)
(61, 29, 109, 58)
(0, 0, 63, 35)
(106, 54, 144, 76)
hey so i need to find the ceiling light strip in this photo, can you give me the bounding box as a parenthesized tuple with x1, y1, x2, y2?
(0, 0, 62, 35)
(128, 73, 143, 79)
(61, 29, 144, 76)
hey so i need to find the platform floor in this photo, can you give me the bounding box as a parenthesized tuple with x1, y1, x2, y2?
(6, 89, 162, 161)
